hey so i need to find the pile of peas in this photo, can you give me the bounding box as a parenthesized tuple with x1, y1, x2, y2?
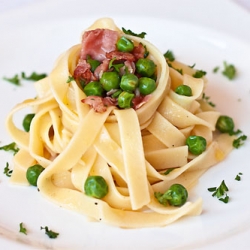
(83, 36, 157, 109)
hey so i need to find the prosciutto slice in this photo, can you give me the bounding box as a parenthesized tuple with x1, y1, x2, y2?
(82, 96, 117, 113)
(133, 43, 146, 60)
(80, 29, 119, 61)
(106, 51, 135, 61)
(132, 94, 151, 110)
(73, 59, 97, 84)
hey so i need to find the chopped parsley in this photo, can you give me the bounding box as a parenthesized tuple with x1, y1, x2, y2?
(3, 74, 21, 85)
(21, 72, 47, 81)
(222, 61, 237, 80)
(213, 62, 237, 80)
(122, 27, 146, 38)
(202, 93, 216, 107)
(219, 194, 229, 203)
(229, 129, 242, 136)
(213, 66, 220, 73)
(208, 180, 229, 203)
(3, 72, 47, 86)
(235, 172, 243, 181)
(163, 168, 175, 175)
(19, 222, 27, 235)
(233, 135, 247, 149)
(176, 68, 183, 75)
(0, 142, 19, 154)
(192, 70, 207, 78)
(167, 63, 183, 75)
(41, 226, 59, 239)
(189, 63, 196, 68)
(3, 162, 12, 177)
(164, 50, 175, 62)
(109, 58, 124, 72)
(143, 44, 149, 58)
(67, 76, 75, 83)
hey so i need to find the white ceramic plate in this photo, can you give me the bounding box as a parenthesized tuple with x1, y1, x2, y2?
(0, 0, 250, 249)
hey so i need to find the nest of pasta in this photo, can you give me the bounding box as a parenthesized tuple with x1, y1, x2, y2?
(6, 18, 235, 228)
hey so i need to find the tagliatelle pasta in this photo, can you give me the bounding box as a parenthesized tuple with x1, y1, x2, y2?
(5, 18, 236, 228)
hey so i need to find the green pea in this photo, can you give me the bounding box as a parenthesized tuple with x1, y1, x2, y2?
(86, 55, 101, 72)
(138, 77, 156, 95)
(83, 81, 104, 96)
(120, 73, 138, 92)
(116, 36, 134, 52)
(165, 184, 188, 206)
(216, 115, 234, 133)
(175, 85, 192, 96)
(154, 183, 188, 207)
(186, 135, 207, 155)
(100, 71, 120, 91)
(84, 176, 108, 199)
(26, 164, 45, 186)
(118, 91, 134, 109)
(23, 113, 35, 132)
(135, 58, 156, 77)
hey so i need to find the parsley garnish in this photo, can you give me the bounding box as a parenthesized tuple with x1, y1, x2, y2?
(21, 72, 47, 81)
(233, 135, 247, 149)
(164, 50, 175, 62)
(168, 63, 183, 75)
(3, 72, 47, 86)
(163, 168, 175, 175)
(0, 142, 19, 154)
(213, 66, 220, 73)
(222, 61, 237, 80)
(193, 70, 207, 78)
(176, 68, 183, 75)
(67, 76, 75, 83)
(109, 58, 124, 72)
(122, 27, 146, 38)
(202, 93, 216, 107)
(19, 222, 27, 235)
(235, 172, 243, 181)
(219, 194, 229, 203)
(229, 129, 242, 136)
(4, 162, 13, 177)
(41, 226, 59, 239)
(208, 180, 229, 203)
(189, 63, 196, 68)
(3, 74, 21, 85)
(143, 44, 149, 58)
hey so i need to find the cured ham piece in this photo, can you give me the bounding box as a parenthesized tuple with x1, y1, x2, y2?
(82, 96, 107, 112)
(73, 59, 97, 83)
(82, 96, 117, 113)
(133, 43, 146, 60)
(80, 29, 119, 61)
(119, 60, 135, 75)
(106, 51, 135, 61)
(132, 94, 151, 110)
(124, 60, 135, 74)
(94, 59, 110, 79)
